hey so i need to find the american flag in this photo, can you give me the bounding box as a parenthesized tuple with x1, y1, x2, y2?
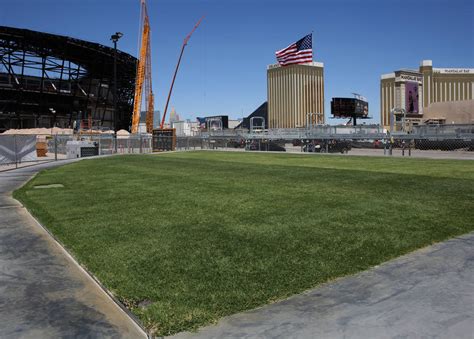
(275, 34, 313, 66)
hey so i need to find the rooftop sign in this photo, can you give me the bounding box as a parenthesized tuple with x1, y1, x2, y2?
(395, 74, 423, 83)
(433, 68, 474, 74)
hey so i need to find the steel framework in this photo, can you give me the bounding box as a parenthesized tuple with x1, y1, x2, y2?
(0, 26, 137, 132)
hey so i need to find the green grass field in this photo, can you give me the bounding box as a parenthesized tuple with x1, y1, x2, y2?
(14, 152, 474, 336)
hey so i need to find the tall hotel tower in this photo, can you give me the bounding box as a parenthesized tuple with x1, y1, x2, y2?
(267, 62, 325, 129)
(381, 60, 474, 128)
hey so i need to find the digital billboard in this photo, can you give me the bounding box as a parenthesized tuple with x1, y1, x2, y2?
(405, 82, 419, 113)
(331, 98, 369, 118)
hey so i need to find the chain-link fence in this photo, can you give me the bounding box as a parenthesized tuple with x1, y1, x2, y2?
(171, 136, 473, 158)
(2, 124, 473, 171)
(171, 124, 473, 159)
(0, 134, 153, 171)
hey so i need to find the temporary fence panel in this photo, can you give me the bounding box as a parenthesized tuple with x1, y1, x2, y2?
(0, 135, 37, 165)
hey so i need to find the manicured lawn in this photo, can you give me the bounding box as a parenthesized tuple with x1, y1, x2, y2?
(14, 152, 474, 336)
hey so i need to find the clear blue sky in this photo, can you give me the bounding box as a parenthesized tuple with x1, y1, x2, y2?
(2, 0, 473, 124)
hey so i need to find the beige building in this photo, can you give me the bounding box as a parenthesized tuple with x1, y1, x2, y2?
(381, 60, 474, 129)
(267, 62, 324, 128)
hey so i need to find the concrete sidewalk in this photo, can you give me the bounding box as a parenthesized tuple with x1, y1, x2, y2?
(0, 160, 147, 338)
(172, 233, 474, 339)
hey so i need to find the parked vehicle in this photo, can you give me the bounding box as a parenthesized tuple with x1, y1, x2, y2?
(246, 140, 286, 152)
(227, 139, 246, 148)
(351, 139, 383, 149)
(303, 139, 351, 153)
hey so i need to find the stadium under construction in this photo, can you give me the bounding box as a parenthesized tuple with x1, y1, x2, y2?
(0, 26, 137, 132)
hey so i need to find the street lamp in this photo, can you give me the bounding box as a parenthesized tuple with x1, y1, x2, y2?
(111, 32, 123, 152)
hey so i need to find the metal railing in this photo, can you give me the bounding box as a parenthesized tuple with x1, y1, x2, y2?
(173, 124, 474, 159)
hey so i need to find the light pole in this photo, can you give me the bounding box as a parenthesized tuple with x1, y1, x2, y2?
(111, 32, 123, 152)
(49, 107, 56, 135)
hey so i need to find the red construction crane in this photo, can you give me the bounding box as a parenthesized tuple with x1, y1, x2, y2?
(160, 16, 204, 129)
(132, 0, 154, 133)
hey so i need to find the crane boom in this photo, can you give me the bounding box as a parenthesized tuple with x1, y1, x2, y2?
(160, 16, 204, 129)
(132, 0, 154, 133)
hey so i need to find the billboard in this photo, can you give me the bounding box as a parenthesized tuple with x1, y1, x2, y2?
(331, 98, 369, 118)
(405, 82, 419, 113)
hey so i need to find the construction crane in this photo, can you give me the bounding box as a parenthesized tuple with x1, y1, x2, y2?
(131, 0, 154, 133)
(160, 16, 204, 129)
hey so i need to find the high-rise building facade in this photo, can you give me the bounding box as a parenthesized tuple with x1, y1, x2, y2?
(141, 110, 161, 129)
(153, 110, 161, 129)
(380, 60, 474, 128)
(267, 62, 324, 128)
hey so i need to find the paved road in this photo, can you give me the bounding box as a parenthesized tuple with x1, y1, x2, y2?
(172, 233, 474, 339)
(201, 147, 474, 160)
(0, 160, 147, 338)
(345, 148, 474, 160)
